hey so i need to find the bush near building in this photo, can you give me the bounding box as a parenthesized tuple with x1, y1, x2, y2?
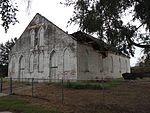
(122, 66, 150, 80)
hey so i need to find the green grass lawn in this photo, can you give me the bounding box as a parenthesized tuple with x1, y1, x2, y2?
(0, 96, 62, 113)
(61, 79, 122, 89)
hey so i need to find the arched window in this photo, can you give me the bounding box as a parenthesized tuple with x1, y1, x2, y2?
(119, 58, 121, 73)
(50, 51, 58, 79)
(64, 48, 75, 71)
(85, 49, 89, 71)
(38, 27, 44, 46)
(100, 55, 103, 72)
(30, 29, 35, 47)
(39, 53, 44, 72)
(125, 60, 128, 72)
(29, 54, 34, 72)
(110, 56, 114, 73)
(19, 56, 25, 79)
(12, 56, 15, 73)
(33, 53, 38, 70)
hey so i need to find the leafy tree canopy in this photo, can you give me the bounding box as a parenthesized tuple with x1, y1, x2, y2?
(0, 38, 17, 66)
(62, 0, 150, 56)
(0, 0, 31, 32)
(0, 0, 18, 32)
(0, 38, 17, 77)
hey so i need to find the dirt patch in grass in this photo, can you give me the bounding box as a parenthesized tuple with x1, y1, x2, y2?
(2, 78, 150, 113)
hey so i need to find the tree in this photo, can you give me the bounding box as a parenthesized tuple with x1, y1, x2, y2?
(137, 47, 150, 67)
(0, 0, 18, 32)
(62, 0, 150, 56)
(0, 38, 17, 77)
(0, 0, 31, 32)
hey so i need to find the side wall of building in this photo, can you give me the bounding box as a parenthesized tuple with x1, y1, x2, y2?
(77, 43, 130, 80)
(8, 14, 77, 80)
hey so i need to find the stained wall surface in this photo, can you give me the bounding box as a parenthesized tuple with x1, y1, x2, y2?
(77, 43, 130, 80)
(8, 14, 77, 80)
(8, 13, 130, 80)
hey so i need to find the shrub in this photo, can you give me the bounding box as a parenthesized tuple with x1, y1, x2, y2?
(62, 80, 121, 89)
(122, 73, 135, 80)
(122, 72, 150, 80)
(64, 81, 103, 89)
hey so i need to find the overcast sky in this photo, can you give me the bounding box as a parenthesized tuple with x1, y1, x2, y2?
(0, 0, 142, 66)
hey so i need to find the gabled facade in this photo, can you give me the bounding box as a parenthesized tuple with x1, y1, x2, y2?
(8, 13, 130, 80)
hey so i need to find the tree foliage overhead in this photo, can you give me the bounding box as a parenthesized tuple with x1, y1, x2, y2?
(0, 38, 17, 66)
(0, 38, 17, 77)
(63, 0, 150, 56)
(0, 0, 31, 32)
(0, 0, 19, 32)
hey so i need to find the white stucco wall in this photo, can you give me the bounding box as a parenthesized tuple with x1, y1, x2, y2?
(77, 43, 130, 80)
(8, 13, 130, 81)
(8, 14, 77, 80)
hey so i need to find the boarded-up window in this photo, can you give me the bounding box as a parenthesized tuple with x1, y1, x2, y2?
(103, 58, 108, 72)
(30, 29, 35, 47)
(11, 56, 15, 73)
(33, 54, 38, 70)
(64, 48, 75, 71)
(110, 56, 113, 73)
(39, 27, 44, 46)
(100, 55, 103, 72)
(119, 58, 121, 73)
(39, 53, 44, 72)
(85, 49, 89, 71)
(19, 56, 25, 79)
(50, 51, 58, 79)
(29, 54, 34, 72)
(125, 60, 128, 72)
(51, 52, 57, 67)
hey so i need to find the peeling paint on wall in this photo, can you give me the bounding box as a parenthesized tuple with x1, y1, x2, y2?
(8, 13, 130, 80)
